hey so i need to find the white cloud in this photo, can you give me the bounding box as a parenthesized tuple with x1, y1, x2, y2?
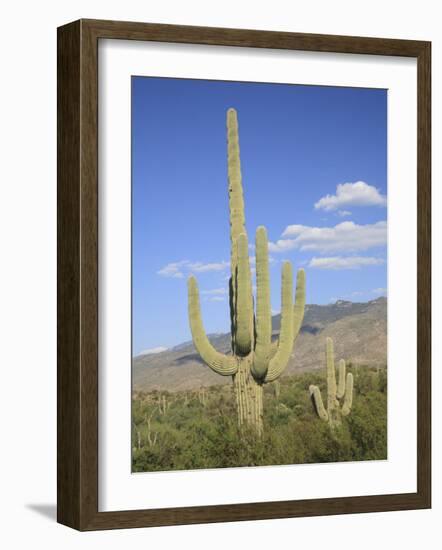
(201, 288, 228, 296)
(268, 239, 297, 253)
(372, 287, 387, 295)
(200, 288, 229, 302)
(337, 210, 351, 217)
(158, 250, 276, 280)
(157, 261, 186, 278)
(269, 221, 387, 254)
(189, 261, 229, 273)
(138, 346, 168, 356)
(157, 260, 229, 278)
(308, 256, 385, 270)
(314, 181, 387, 212)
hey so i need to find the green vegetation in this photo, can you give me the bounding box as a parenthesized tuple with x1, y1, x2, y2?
(132, 365, 387, 472)
(188, 108, 306, 435)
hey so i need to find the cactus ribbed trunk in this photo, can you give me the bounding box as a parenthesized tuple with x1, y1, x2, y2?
(234, 358, 263, 436)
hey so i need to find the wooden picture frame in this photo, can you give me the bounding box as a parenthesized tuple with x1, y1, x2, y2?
(57, 18, 431, 531)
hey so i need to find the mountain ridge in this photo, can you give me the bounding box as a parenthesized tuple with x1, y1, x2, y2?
(133, 297, 387, 392)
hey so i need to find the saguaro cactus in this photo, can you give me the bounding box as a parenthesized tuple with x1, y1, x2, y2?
(188, 108, 306, 435)
(158, 394, 168, 415)
(309, 337, 354, 428)
(273, 380, 281, 400)
(198, 387, 207, 406)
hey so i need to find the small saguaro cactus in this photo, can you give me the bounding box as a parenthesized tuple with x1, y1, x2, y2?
(158, 394, 168, 415)
(273, 380, 281, 400)
(309, 337, 353, 428)
(198, 387, 207, 406)
(188, 108, 306, 436)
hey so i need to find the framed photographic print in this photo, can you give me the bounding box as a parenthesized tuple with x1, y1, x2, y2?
(57, 19, 431, 530)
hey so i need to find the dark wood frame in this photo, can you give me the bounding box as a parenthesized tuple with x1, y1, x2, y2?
(57, 18, 431, 531)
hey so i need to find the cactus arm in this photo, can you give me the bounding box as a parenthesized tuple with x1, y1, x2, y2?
(252, 226, 272, 378)
(336, 359, 346, 399)
(326, 337, 337, 410)
(235, 233, 253, 356)
(309, 385, 328, 421)
(187, 276, 238, 376)
(264, 262, 294, 383)
(342, 373, 354, 416)
(267, 267, 306, 364)
(293, 268, 306, 339)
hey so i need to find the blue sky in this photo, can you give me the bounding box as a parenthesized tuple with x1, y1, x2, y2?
(132, 77, 387, 355)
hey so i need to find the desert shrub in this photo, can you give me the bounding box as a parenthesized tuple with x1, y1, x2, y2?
(132, 365, 387, 472)
(347, 391, 387, 460)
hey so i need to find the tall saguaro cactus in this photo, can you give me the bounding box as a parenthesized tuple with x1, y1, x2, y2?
(309, 337, 354, 428)
(188, 108, 306, 435)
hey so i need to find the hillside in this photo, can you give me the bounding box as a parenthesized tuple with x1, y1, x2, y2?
(132, 297, 387, 392)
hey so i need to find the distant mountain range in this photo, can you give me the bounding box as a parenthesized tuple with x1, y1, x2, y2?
(133, 297, 387, 392)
